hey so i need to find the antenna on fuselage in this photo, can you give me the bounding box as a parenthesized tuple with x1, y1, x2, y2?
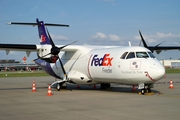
(128, 41, 132, 46)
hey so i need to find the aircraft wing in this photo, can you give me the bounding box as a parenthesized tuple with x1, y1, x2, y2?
(0, 43, 81, 57)
(0, 44, 37, 51)
(148, 46, 180, 54)
(0, 43, 39, 57)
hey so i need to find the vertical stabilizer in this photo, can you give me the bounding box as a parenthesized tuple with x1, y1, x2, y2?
(36, 19, 51, 45)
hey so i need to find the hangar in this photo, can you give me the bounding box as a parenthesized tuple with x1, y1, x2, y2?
(160, 59, 180, 68)
(0, 59, 41, 71)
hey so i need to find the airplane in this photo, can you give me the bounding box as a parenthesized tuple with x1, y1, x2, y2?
(0, 18, 180, 95)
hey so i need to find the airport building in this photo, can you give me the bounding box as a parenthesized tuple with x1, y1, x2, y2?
(160, 59, 180, 68)
(0, 59, 41, 71)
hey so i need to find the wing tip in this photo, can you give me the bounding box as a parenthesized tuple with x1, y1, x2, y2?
(6, 22, 12, 25)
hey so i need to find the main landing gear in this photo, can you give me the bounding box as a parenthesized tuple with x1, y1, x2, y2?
(56, 82, 67, 91)
(139, 83, 153, 95)
(51, 80, 67, 91)
(100, 83, 110, 89)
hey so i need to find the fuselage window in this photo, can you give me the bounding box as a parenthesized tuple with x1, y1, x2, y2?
(120, 52, 128, 59)
(148, 52, 155, 58)
(126, 52, 135, 59)
(136, 52, 149, 58)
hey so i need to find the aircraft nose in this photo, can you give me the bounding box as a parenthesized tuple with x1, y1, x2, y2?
(149, 62, 165, 81)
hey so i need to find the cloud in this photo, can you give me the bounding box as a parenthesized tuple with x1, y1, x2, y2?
(9, 51, 18, 55)
(50, 34, 68, 40)
(134, 34, 156, 43)
(156, 32, 180, 38)
(109, 34, 121, 41)
(91, 32, 107, 40)
(91, 32, 122, 41)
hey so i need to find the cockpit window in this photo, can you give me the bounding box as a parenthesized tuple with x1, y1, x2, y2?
(148, 52, 155, 58)
(126, 52, 135, 59)
(120, 51, 156, 60)
(120, 52, 128, 59)
(136, 52, 149, 58)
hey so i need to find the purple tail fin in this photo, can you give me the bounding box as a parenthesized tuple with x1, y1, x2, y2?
(36, 19, 51, 45)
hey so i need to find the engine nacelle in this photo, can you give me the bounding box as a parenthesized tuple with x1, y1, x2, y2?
(37, 45, 51, 58)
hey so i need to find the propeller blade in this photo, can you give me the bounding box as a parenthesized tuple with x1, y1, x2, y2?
(139, 30, 148, 48)
(59, 40, 77, 49)
(46, 28, 55, 48)
(58, 57, 67, 80)
(33, 53, 51, 61)
(155, 41, 165, 47)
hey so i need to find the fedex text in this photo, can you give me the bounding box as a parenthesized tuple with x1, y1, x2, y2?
(91, 54, 113, 66)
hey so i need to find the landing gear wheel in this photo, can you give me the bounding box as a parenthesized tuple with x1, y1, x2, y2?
(141, 89, 145, 95)
(100, 83, 110, 89)
(62, 82, 67, 89)
(147, 88, 151, 93)
(57, 83, 61, 91)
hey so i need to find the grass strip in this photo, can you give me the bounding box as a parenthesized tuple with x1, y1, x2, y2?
(0, 71, 49, 77)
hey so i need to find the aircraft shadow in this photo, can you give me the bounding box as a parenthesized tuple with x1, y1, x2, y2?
(0, 86, 47, 91)
(64, 85, 161, 94)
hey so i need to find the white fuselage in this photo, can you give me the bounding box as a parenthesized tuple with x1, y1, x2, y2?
(49, 45, 165, 85)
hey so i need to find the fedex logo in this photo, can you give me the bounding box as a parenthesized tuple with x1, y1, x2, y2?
(41, 35, 46, 42)
(91, 54, 113, 66)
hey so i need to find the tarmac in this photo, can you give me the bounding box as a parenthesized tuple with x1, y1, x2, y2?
(0, 74, 180, 120)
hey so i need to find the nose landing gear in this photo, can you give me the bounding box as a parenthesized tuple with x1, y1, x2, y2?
(139, 83, 154, 95)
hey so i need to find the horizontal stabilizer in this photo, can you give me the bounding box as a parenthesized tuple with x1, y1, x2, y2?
(7, 22, 69, 27)
(0, 44, 37, 51)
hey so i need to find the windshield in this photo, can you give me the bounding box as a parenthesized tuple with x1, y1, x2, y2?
(148, 52, 155, 58)
(120, 51, 156, 59)
(126, 52, 135, 59)
(136, 52, 149, 58)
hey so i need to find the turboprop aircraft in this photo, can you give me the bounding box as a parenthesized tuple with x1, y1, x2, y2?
(0, 19, 180, 95)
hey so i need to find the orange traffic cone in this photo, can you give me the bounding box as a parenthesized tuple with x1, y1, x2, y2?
(47, 84, 53, 96)
(132, 85, 136, 92)
(32, 81, 36, 92)
(169, 80, 174, 89)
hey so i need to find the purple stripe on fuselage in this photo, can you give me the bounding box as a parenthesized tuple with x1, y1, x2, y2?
(35, 59, 60, 78)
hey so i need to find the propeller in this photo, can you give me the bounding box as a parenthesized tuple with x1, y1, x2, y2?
(139, 30, 165, 53)
(139, 30, 148, 49)
(34, 28, 77, 80)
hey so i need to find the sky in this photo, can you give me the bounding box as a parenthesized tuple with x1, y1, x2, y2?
(0, 0, 180, 63)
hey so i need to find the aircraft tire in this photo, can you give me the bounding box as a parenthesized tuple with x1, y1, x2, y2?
(141, 89, 145, 95)
(57, 83, 61, 91)
(147, 87, 151, 93)
(100, 83, 110, 89)
(62, 82, 67, 89)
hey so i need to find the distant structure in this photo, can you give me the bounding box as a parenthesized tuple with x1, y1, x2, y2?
(0, 59, 41, 71)
(160, 59, 180, 68)
(22, 56, 27, 64)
